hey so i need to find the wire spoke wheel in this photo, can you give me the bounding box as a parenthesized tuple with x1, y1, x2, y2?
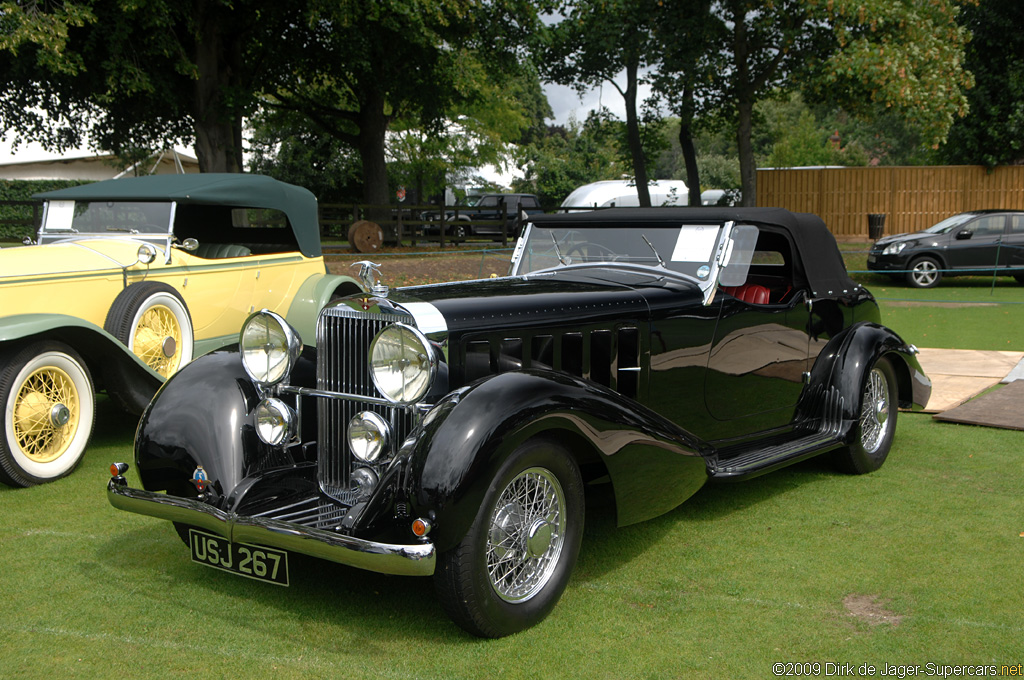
(132, 304, 184, 377)
(12, 365, 80, 463)
(434, 439, 584, 637)
(1, 343, 95, 487)
(486, 467, 566, 603)
(833, 357, 897, 475)
(859, 367, 891, 454)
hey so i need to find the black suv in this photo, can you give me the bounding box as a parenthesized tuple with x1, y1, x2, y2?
(868, 210, 1024, 288)
(426, 193, 542, 239)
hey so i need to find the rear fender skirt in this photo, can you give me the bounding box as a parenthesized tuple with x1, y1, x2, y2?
(403, 370, 708, 552)
(801, 322, 932, 434)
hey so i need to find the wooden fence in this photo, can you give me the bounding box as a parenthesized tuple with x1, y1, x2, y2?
(757, 165, 1024, 240)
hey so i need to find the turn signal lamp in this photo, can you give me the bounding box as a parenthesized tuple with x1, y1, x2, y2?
(110, 462, 129, 477)
(412, 518, 432, 537)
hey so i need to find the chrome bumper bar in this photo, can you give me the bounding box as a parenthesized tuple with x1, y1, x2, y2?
(107, 479, 435, 577)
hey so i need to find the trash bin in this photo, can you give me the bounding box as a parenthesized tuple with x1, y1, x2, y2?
(868, 213, 886, 240)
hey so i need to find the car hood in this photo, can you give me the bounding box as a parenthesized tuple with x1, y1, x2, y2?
(0, 239, 156, 280)
(874, 231, 940, 248)
(390, 267, 703, 335)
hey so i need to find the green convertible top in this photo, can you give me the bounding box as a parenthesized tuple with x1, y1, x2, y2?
(36, 174, 322, 258)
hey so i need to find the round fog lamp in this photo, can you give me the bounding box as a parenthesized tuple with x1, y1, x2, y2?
(351, 467, 379, 499)
(255, 398, 295, 446)
(369, 323, 436, 404)
(240, 311, 302, 386)
(348, 411, 390, 462)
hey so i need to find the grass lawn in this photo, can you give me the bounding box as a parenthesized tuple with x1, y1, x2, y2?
(1, 249, 1022, 678)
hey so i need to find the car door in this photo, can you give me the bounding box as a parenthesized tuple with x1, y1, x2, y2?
(999, 213, 1024, 273)
(704, 293, 811, 433)
(946, 214, 1007, 272)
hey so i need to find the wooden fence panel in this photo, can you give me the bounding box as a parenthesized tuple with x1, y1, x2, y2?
(757, 166, 1024, 239)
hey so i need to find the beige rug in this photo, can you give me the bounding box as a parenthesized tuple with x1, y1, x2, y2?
(915, 348, 1024, 413)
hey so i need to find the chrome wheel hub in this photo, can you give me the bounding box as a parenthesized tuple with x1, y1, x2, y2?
(486, 467, 566, 603)
(49, 403, 71, 428)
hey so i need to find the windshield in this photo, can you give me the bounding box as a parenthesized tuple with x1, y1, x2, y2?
(923, 213, 974, 235)
(512, 224, 725, 281)
(42, 201, 174, 235)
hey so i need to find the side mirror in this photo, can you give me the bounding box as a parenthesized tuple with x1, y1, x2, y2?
(174, 237, 200, 251)
(955, 230, 973, 240)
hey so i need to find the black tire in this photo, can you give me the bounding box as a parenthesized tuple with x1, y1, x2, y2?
(0, 341, 95, 487)
(448, 221, 468, 240)
(433, 439, 584, 638)
(104, 281, 194, 379)
(833, 357, 898, 475)
(906, 256, 942, 288)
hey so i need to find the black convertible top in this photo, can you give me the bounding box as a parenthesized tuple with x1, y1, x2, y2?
(530, 207, 859, 297)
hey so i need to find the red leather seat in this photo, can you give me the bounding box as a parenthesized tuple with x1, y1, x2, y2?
(723, 283, 770, 305)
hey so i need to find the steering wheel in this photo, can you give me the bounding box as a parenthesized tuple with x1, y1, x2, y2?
(564, 242, 619, 263)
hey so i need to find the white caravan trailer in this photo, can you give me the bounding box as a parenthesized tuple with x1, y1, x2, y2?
(560, 179, 689, 210)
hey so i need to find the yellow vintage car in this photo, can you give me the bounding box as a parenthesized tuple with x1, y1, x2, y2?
(0, 174, 362, 487)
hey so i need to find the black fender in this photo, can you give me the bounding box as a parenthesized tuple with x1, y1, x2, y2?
(403, 370, 708, 553)
(802, 322, 931, 438)
(134, 348, 263, 498)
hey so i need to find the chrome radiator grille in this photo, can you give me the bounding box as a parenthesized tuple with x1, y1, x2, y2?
(315, 305, 416, 504)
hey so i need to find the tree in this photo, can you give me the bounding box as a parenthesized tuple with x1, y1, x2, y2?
(648, 0, 971, 205)
(0, 0, 300, 172)
(542, 0, 664, 206)
(940, 0, 1024, 166)
(262, 0, 540, 220)
(512, 110, 622, 208)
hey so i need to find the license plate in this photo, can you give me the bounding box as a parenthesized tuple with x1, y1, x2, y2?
(867, 255, 876, 264)
(189, 529, 289, 586)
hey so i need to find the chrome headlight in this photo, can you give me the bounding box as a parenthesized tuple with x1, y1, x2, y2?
(254, 398, 295, 446)
(368, 323, 436, 404)
(240, 310, 302, 386)
(348, 411, 391, 463)
(882, 241, 908, 256)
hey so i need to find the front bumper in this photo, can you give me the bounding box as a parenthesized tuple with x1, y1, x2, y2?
(866, 252, 908, 272)
(107, 477, 435, 577)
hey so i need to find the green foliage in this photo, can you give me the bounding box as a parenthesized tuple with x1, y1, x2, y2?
(263, 0, 540, 210)
(807, 0, 973, 149)
(511, 110, 623, 209)
(541, 0, 667, 204)
(941, 0, 1024, 166)
(0, 179, 88, 241)
(247, 110, 363, 204)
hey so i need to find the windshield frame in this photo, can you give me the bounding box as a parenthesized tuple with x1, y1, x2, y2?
(38, 199, 178, 260)
(510, 219, 755, 305)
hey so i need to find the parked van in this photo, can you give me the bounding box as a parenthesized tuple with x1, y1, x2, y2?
(560, 179, 689, 210)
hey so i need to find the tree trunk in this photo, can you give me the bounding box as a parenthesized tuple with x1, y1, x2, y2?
(678, 88, 702, 206)
(623, 59, 651, 207)
(191, 0, 244, 173)
(736, 96, 757, 206)
(357, 88, 392, 225)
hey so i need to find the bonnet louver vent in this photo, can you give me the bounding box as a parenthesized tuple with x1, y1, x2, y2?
(463, 326, 640, 398)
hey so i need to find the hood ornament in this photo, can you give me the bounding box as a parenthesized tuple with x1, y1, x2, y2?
(352, 260, 389, 297)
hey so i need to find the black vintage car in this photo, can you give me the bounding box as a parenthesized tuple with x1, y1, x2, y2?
(107, 207, 930, 638)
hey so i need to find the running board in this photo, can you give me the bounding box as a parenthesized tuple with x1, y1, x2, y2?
(709, 433, 843, 480)
(709, 385, 849, 480)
